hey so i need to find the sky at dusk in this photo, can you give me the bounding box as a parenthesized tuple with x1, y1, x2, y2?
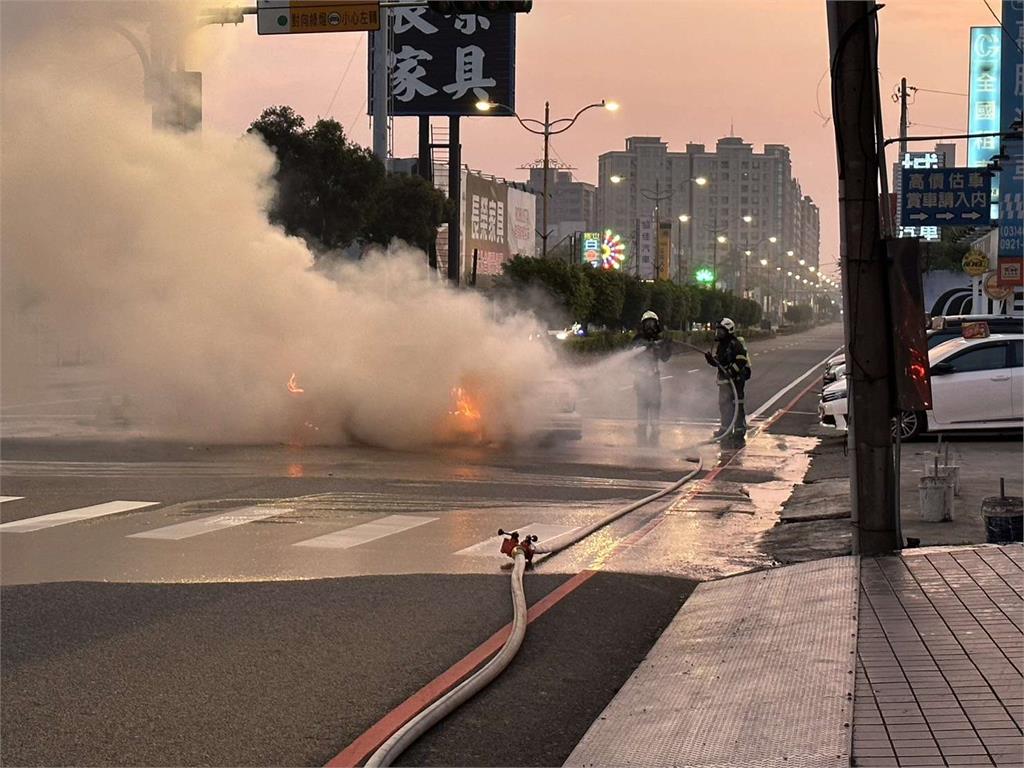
(193, 0, 991, 275)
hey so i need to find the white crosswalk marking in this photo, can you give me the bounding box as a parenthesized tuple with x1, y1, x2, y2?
(0, 496, 25, 503)
(128, 506, 291, 540)
(455, 523, 579, 557)
(294, 514, 437, 550)
(0, 500, 159, 532)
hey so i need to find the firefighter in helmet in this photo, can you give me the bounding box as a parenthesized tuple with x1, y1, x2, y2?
(632, 310, 672, 446)
(704, 317, 751, 448)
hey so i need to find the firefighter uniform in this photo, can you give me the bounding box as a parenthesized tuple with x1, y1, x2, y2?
(633, 311, 671, 446)
(705, 318, 750, 447)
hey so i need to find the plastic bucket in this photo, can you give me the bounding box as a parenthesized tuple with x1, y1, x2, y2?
(981, 496, 1023, 544)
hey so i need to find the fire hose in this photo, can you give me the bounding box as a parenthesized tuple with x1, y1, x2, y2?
(365, 343, 737, 767)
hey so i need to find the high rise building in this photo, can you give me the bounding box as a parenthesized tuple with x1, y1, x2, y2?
(525, 166, 596, 253)
(596, 136, 820, 293)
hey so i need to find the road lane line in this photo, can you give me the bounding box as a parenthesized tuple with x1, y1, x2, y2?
(293, 514, 436, 549)
(748, 345, 842, 421)
(0, 500, 159, 532)
(128, 505, 290, 540)
(687, 369, 699, 373)
(0, 496, 25, 504)
(455, 523, 579, 557)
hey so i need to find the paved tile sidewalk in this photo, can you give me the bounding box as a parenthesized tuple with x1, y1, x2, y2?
(854, 545, 1024, 768)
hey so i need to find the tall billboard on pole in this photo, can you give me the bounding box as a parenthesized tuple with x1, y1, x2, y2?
(368, 9, 516, 116)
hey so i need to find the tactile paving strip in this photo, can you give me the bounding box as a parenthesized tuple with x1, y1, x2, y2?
(565, 557, 858, 768)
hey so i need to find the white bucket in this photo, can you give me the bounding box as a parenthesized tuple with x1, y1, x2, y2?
(919, 475, 954, 522)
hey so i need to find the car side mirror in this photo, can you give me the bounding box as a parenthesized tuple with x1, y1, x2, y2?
(930, 362, 953, 376)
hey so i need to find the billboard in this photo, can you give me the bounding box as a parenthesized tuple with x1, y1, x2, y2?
(461, 171, 535, 279)
(998, 1, 1024, 267)
(580, 230, 626, 270)
(968, 27, 1001, 169)
(894, 152, 943, 241)
(368, 8, 516, 116)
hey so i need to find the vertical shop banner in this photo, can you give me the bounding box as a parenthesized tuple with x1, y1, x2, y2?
(998, 1, 1024, 271)
(506, 186, 536, 258)
(657, 221, 672, 280)
(637, 218, 655, 280)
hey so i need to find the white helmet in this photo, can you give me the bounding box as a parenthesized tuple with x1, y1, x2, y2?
(641, 310, 660, 323)
(719, 317, 736, 333)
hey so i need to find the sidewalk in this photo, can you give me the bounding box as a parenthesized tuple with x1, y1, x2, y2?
(565, 545, 1023, 768)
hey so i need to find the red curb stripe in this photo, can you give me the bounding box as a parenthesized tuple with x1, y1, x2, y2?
(326, 568, 598, 767)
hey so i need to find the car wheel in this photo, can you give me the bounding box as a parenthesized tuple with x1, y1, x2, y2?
(891, 410, 925, 441)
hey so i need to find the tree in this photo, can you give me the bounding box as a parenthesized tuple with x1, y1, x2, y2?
(648, 280, 676, 329)
(247, 106, 447, 255)
(583, 268, 626, 329)
(364, 173, 450, 252)
(500, 257, 594, 325)
(621, 278, 651, 330)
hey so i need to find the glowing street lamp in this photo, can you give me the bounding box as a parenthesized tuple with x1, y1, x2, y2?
(679, 214, 690, 222)
(742, 214, 753, 223)
(716, 234, 727, 244)
(759, 258, 769, 267)
(476, 98, 617, 257)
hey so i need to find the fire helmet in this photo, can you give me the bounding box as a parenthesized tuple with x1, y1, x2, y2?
(719, 317, 736, 333)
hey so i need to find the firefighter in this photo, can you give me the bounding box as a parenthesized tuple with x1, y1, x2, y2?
(632, 310, 671, 446)
(704, 317, 750, 448)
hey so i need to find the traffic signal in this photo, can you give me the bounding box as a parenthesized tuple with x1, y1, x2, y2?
(427, 1, 533, 13)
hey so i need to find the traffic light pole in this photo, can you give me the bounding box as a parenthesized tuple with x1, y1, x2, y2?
(827, 0, 899, 555)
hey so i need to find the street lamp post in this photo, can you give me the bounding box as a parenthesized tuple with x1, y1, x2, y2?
(477, 98, 618, 258)
(610, 174, 706, 283)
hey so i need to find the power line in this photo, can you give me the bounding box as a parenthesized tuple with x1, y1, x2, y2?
(982, 0, 1024, 54)
(323, 36, 365, 118)
(913, 86, 968, 97)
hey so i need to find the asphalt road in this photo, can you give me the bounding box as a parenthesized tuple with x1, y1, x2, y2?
(0, 323, 844, 767)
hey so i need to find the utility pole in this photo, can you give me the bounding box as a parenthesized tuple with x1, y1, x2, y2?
(827, 0, 900, 554)
(541, 101, 551, 257)
(371, 11, 389, 166)
(898, 77, 910, 157)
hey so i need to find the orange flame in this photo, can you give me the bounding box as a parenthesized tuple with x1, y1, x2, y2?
(449, 386, 481, 420)
(287, 373, 304, 394)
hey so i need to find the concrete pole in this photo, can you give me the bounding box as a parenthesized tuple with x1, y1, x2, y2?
(371, 14, 388, 165)
(541, 101, 550, 258)
(898, 77, 909, 158)
(447, 116, 462, 285)
(827, 0, 900, 555)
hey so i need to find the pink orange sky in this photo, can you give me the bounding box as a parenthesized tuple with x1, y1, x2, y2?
(197, 0, 993, 275)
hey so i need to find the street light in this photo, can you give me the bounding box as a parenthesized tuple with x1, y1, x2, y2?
(611, 174, 707, 282)
(742, 214, 753, 223)
(476, 98, 618, 257)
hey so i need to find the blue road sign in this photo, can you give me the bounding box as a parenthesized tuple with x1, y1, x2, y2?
(900, 167, 992, 227)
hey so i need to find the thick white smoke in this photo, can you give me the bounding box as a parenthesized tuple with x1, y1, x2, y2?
(0, 1, 559, 448)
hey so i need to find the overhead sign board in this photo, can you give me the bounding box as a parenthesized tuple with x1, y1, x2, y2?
(257, 0, 380, 34)
(369, 8, 516, 116)
(461, 172, 536, 278)
(895, 152, 943, 240)
(900, 167, 992, 227)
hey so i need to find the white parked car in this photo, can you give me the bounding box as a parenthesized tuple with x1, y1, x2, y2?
(819, 333, 1023, 439)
